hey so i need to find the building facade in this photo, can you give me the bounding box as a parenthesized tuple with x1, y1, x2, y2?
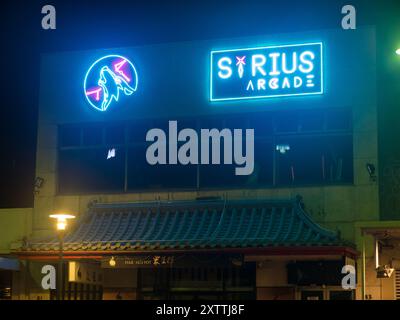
(1, 26, 398, 300)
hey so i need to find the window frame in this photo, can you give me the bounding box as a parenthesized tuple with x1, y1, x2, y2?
(56, 108, 354, 195)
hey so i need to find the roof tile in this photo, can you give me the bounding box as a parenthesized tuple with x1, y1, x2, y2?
(22, 198, 351, 252)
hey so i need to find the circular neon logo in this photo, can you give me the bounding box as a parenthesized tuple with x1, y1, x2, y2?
(84, 55, 138, 111)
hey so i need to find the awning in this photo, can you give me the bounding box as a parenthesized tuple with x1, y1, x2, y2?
(0, 257, 19, 271)
(16, 197, 356, 257)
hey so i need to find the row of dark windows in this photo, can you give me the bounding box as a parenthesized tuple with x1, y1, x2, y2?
(169, 266, 255, 287)
(59, 108, 352, 148)
(140, 265, 255, 288)
(57, 109, 353, 194)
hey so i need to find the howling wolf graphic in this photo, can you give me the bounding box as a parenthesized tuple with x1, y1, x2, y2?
(98, 66, 135, 111)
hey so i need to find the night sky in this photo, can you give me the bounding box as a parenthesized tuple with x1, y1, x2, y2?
(0, 0, 399, 207)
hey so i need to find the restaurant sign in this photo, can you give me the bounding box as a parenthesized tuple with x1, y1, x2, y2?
(210, 42, 323, 101)
(101, 255, 175, 269)
(101, 254, 243, 269)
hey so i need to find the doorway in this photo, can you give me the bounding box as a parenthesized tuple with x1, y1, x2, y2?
(137, 263, 256, 300)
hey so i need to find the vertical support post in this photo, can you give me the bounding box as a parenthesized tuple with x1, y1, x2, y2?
(25, 260, 30, 300)
(362, 234, 366, 300)
(57, 232, 64, 300)
(375, 238, 380, 269)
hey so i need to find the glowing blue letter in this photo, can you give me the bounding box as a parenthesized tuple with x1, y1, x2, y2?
(251, 54, 267, 76)
(299, 51, 315, 73)
(282, 52, 297, 74)
(218, 57, 232, 79)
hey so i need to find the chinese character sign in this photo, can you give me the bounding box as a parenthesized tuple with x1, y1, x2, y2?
(210, 42, 323, 101)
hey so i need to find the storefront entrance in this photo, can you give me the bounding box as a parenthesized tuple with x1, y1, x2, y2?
(298, 287, 354, 300)
(137, 262, 256, 300)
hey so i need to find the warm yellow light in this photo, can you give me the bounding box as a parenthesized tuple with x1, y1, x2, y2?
(49, 214, 76, 220)
(57, 221, 66, 230)
(49, 213, 75, 231)
(109, 256, 116, 267)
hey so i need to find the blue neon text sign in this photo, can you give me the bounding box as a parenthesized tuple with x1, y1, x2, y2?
(210, 42, 323, 102)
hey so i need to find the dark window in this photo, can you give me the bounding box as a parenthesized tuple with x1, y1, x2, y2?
(199, 135, 246, 188)
(58, 148, 125, 193)
(223, 114, 249, 130)
(105, 125, 125, 145)
(177, 118, 198, 133)
(288, 260, 345, 286)
(300, 110, 324, 132)
(326, 108, 351, 131)
(324, 135, 353, 182)
(83, 125, 103, 146)
(127, 145, 197, 190)
(249, 113, 273, 138)
(57, 109, 353, 194)
(199, 139, 273, 188)
(129, 119, 154, 143)
(276, 112, 299, 133)
(60, 126, 81, 147)
(276, 135, 353, 186)
(276, 136, 325, 185)
(200, 116, 224, 130)
(251, 139, 273, 187)
(200, 164, 246, 188)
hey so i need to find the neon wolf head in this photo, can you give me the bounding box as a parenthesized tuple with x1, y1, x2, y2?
(97, 66, 135, 111)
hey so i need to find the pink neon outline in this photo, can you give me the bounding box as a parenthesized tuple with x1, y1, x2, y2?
(114, 59, 131, 82)
(236, 56, 246, 65)
(86, 88, 102, 101)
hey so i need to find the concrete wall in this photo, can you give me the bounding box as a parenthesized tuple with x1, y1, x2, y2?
(0, 208, 32, 254)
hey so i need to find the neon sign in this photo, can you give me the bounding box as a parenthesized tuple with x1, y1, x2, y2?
(210, 42, 323, 102)
(84, 55, 138, 111)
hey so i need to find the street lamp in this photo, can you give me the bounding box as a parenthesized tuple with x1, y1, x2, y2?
(49, 213, 75, 300)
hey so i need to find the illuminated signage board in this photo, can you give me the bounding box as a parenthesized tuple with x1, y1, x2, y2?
(84, 54, 138, 111)
(210, 42, 323, 102)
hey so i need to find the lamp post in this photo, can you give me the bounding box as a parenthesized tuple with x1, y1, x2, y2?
(49, 213, 75, 300)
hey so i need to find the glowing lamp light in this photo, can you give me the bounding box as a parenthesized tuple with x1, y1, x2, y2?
(109, 256, 116, 267)
(49, 214, 76, 231)
(396, 48, 400, 56)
